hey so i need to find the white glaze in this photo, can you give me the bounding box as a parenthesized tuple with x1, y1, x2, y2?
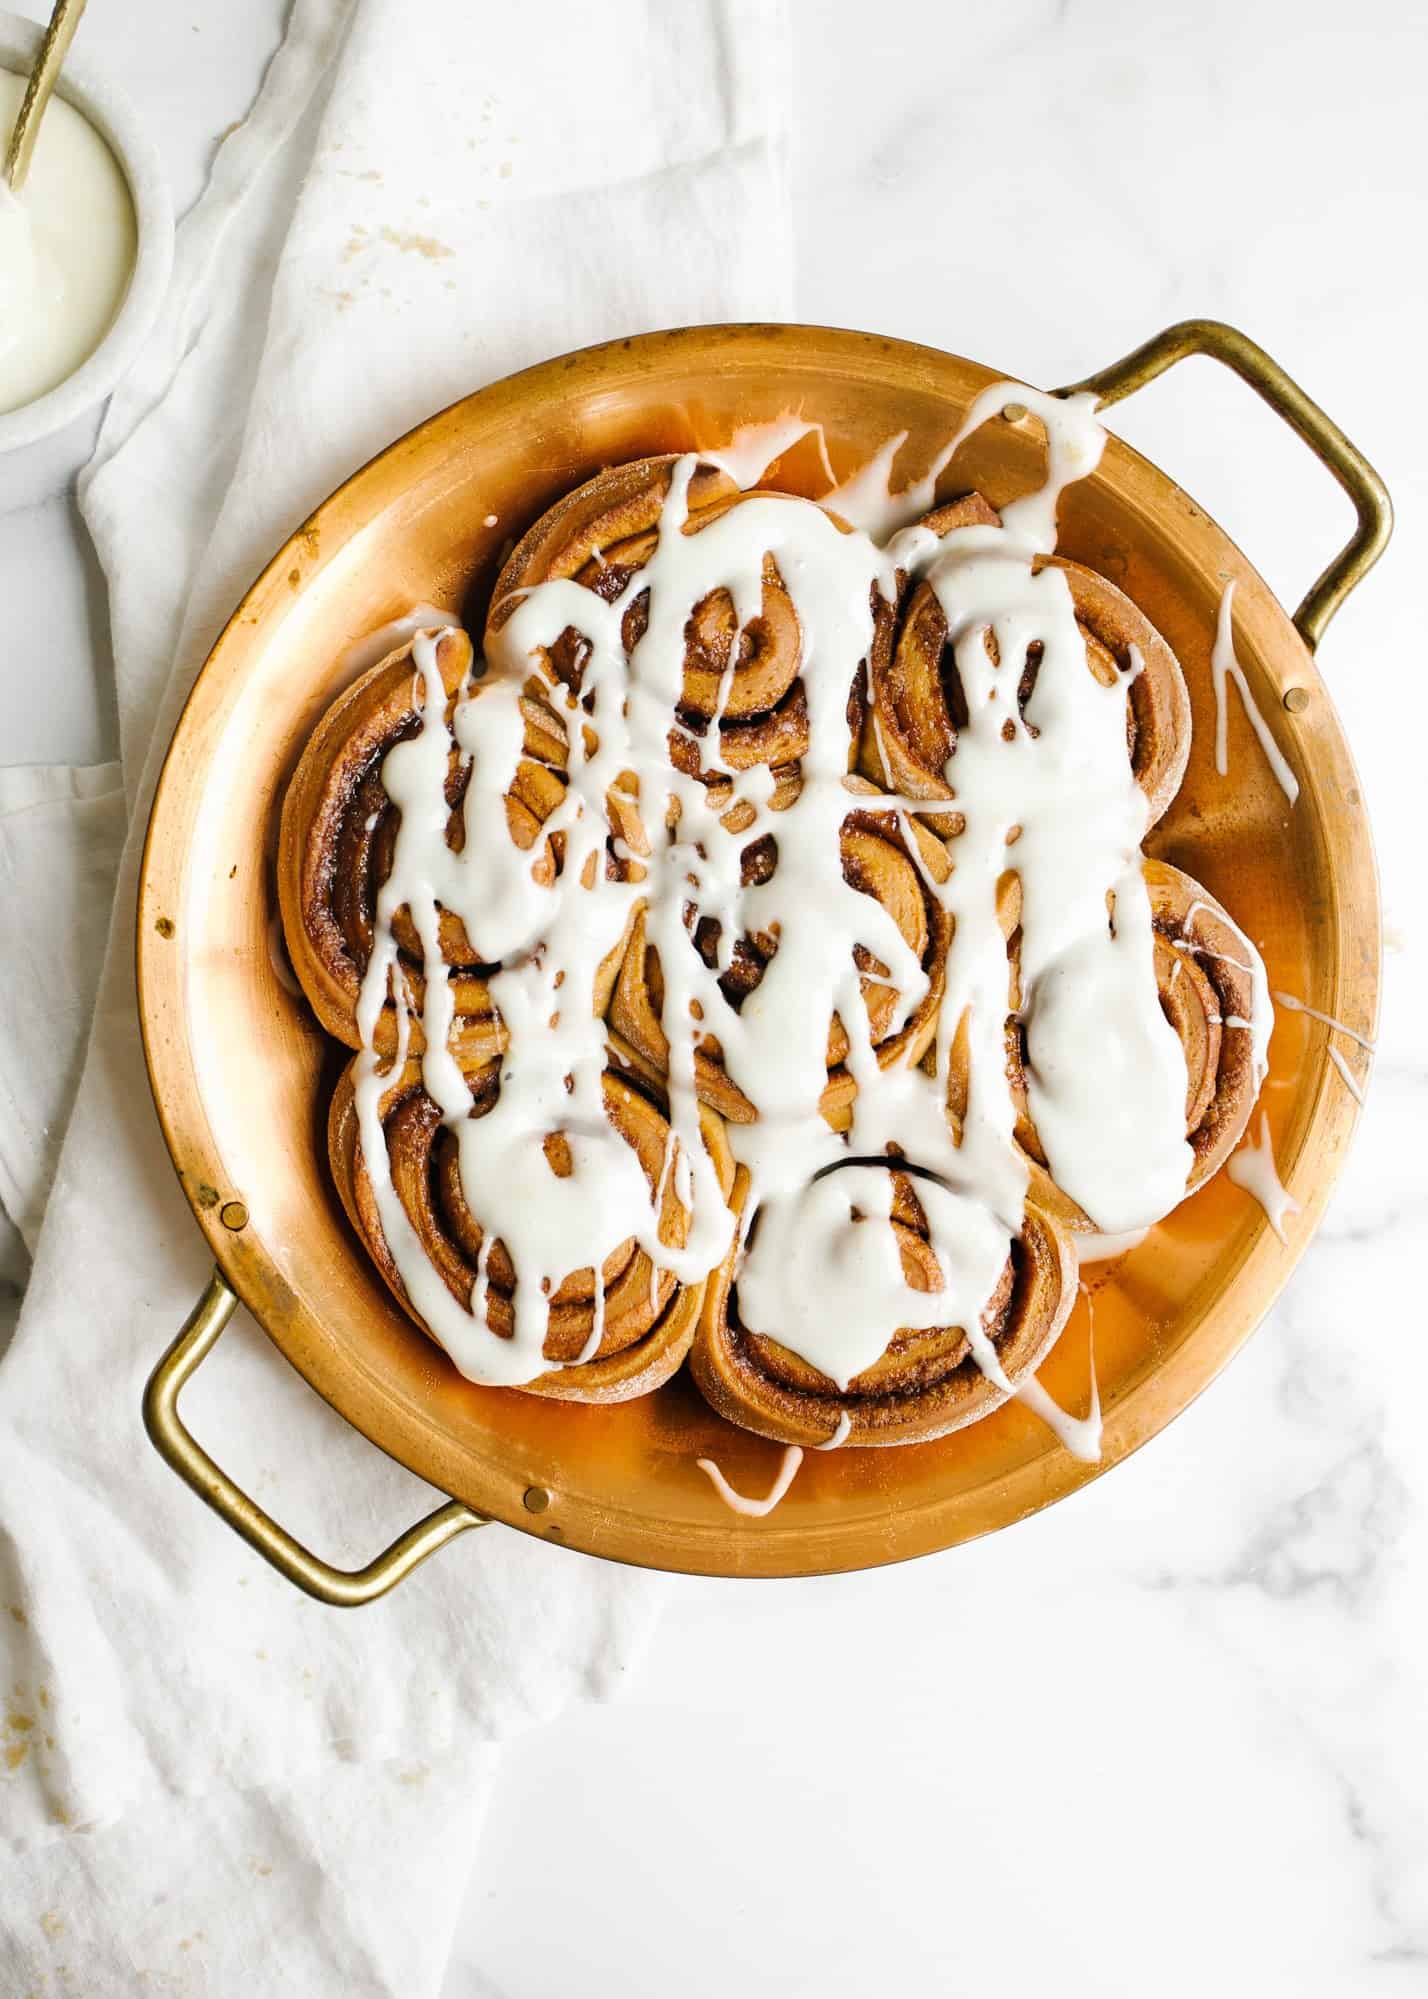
(1226, 1111, 1300, 1243)
(1327, 1045, 1366, 1106)
(1075, 1225, 1150, 1265)
(1272, 990, 1376, 1052)
(702, 412, 835, 491)
(696, 1446, 804, 1517)
(814, 1412, 853, 1450)
(1180, 898, 1274, 1086)
(1272, 990, 1374, 1107)
(0, 69, 136, 415)
(347, 395, 1262, 1437)
(336, 605, 461, 683)
(959, 1288, 1102, 1463)
(1211, 581, 1300, 806)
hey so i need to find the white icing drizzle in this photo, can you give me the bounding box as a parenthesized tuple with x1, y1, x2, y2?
(824, 384, 1106, 547)
(1074, 1225, 1149, 1265)
(1178, 898, 1273, 1086)
(698, 1409, 852, 1514)
(823, 431, 918, 540)
(336, 605, 461, 683)
(697, 1445, 804, 1517)
(1211, 582, 1300, 806)
(814, 1412, 853, 1451)
(956, 1280, 1102, 1463)
(344, 392, 1227, 1439)
(1272, 989, 1374, 1107)
(1226, 1112, 1300, 1243)
(1271, 990, 1377, 1052)
(1327, 1046, 1365, 1106)
(702, 413, 836, 491)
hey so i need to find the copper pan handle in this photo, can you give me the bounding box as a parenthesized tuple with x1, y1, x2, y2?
(143, 1271, 487, 1606)
(1053, 318, 1392, 652)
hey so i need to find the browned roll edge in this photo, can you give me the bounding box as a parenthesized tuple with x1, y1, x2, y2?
(278, 626, 500, 1056)
(689, 1167, 1077, 1448)
(486, 455, 879, 777)
(860, 493, 1191, 833)
(278, 625, 630, 1061)
(1146, 857, 1261, 1196)
(607, 795, 951, 1125)
(1006, 858, 1262, 1226)
(329, 1056, 735, 1404)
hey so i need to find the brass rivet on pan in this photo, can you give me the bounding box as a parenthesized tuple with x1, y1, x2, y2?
(1283, 686, 1310, 713)
(1002, 401, 1028, 424)
(522, 1486, 550, 1513)
(219, 1201, 249, 1231)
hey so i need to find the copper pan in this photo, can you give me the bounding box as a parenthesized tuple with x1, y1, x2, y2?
(136, 321, 1390, 1596)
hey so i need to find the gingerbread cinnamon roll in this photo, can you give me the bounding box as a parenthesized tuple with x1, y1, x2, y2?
(607, 783, 951, 1125)
(486, 455, 876, 777)
(690, 1167, 1076, 1448)
(1004, 859, 1264, 1216)
(330, 1058, 734, 1402)
(862, 492, 1190, 830)
(278, 626, 636, 1061)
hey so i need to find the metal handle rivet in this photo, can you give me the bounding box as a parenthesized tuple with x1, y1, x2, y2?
(522, 1486, 550, 1513)
(219, 1201, 249, 1231)
(1283, 686, 1310, 713)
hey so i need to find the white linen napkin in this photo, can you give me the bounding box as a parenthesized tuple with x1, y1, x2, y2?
(0, 0, 791, 1886)
(2, 1746, 501, 1995)
(0, 762, 123, 1253)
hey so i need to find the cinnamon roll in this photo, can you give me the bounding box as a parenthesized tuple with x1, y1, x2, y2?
(691, 1166, 1076, 1448)
(330, 1057, 734, 1402)
(277, 626, 637, 1062)
(486, 455, 877, 777)
(861, 492, 1190, 831)
(608, 780, 951, 1124)
(1004, 859, 1264, 1220)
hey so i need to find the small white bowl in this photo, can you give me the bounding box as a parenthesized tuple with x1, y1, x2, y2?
(0, 8, 173, 491)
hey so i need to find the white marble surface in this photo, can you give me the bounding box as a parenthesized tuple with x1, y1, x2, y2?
(4, 1, 1426, 1992)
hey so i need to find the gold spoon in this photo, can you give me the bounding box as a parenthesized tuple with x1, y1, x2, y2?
(3, 0, 89, 194)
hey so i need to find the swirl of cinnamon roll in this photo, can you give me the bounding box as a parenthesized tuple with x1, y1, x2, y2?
(485, 455, 877, 777)
(861, 492, 1190, 831)
(278, 626, 638, 1061)
(690, 1164, 1076, 1448)
(607, 780, 951, 1125)
(1004, 858, 1264, 1221)
(329, 1057, 734, 1401)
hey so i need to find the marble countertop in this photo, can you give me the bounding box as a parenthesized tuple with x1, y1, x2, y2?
(4, 1, 1424, 1992)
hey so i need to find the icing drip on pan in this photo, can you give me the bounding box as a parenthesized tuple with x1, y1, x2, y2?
(1227, 1112, 1300, 1243)
(1272, 990, 1376, 1052)
(696, 1445, 805, 1518)
(1211, 581, 1300, 806)
(697, 1409, 854, 1518)
(1273, 989, 1374, 1106)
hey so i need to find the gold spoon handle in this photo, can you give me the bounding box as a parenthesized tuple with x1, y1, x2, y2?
(3, 0, 90, 194)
